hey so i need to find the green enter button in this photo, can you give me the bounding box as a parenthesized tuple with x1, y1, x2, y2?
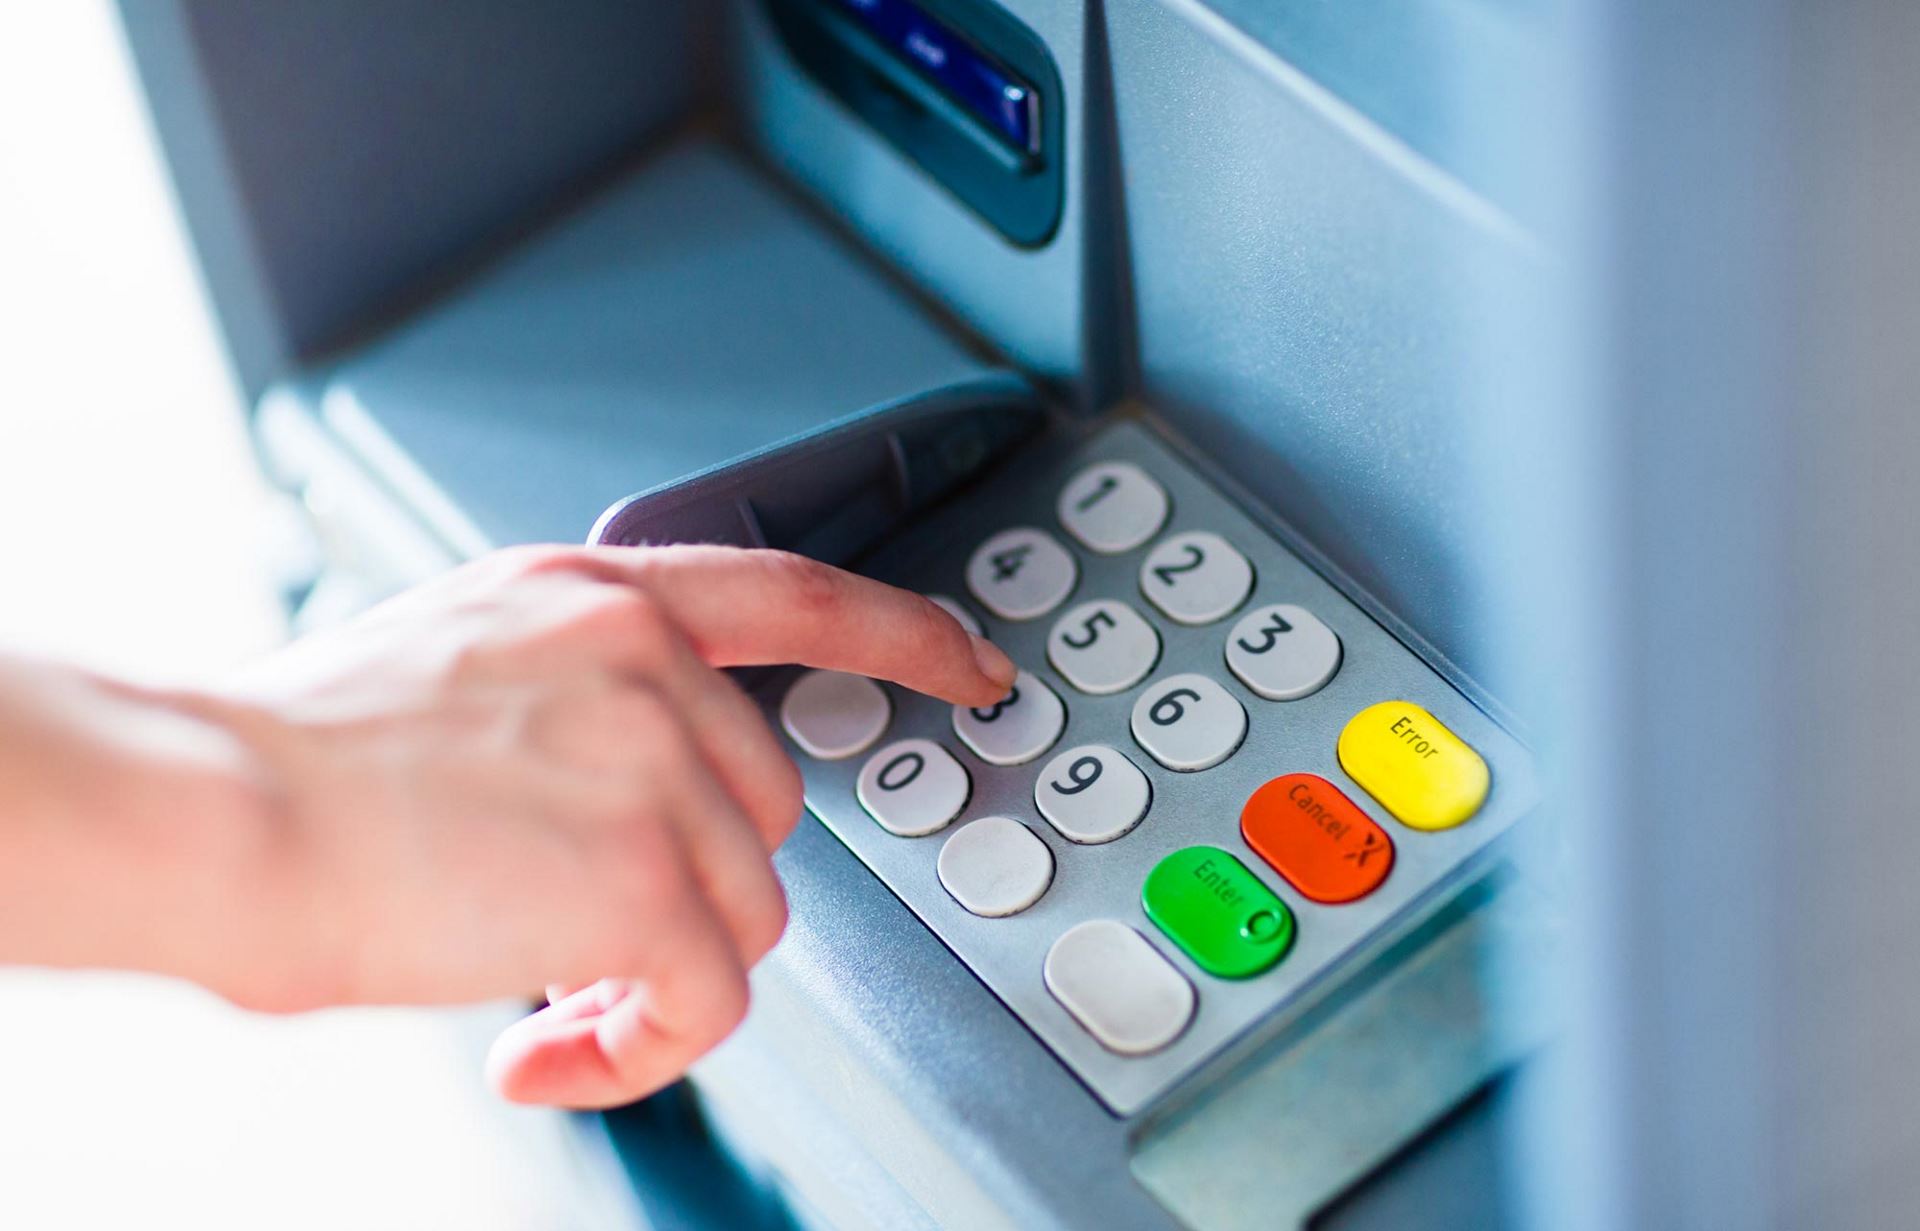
(1142, 846, 1294, 978)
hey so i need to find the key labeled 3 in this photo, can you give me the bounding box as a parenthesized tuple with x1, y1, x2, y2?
(1130, 673, 1247, 771)
(1047, 599, 1160, 695)
(1225, 604, 1341, 700)
(1140, 531, 1253, 625)
(1034, 744, 1152, 844)
(953, 670, 1066, 766)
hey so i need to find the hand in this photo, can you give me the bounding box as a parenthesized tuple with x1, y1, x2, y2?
(194, 544, 1015, 1107)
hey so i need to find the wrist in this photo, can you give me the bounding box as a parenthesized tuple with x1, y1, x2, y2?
(142, 684, 340, 1010)
(0, 658, 303, 1003)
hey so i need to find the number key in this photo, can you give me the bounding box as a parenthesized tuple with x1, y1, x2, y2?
(1034, 744, 1152, 844)
(952, 670, 1067, 766)
(1140, 531, 1253, 625)
(1130, 673, 1247, 771)
(967, 528, 1078, 621)
(1057, 461, 1169, 554)
(1047, 599, 1160, 695)
(856, 739, 971, 836)
(1224, 603, 1342, 700)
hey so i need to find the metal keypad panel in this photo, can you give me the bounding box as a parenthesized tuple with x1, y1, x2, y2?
(768, 419, 1534, 1116)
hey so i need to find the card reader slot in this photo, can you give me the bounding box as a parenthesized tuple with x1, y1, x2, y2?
(766, 0, 1065, 246)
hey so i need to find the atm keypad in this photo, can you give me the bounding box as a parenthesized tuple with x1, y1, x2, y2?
(770, 420, 1531, 1116)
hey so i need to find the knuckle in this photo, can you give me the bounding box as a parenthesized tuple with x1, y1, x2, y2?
(589, 589, 677, 659)
(602, 818, 689, 903)
(910, 593, 969, 658)
(764, 551, 843, 618)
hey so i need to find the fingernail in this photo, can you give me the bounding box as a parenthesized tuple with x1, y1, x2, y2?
(970, 634, 1017, 690)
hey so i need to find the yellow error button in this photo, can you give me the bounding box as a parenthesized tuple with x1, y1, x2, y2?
(1337, 701, 1489, 832)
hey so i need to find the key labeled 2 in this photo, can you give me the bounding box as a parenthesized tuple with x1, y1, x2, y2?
(1047, 599, 1161, 695)
(1140, 531, 1253, 625)
(1130, 673, 1248, 771)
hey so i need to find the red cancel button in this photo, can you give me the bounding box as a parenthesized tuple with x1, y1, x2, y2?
(1240, 774, 1395, 904)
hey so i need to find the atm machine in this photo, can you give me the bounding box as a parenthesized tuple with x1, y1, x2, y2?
(118, 2, 1920, 1230)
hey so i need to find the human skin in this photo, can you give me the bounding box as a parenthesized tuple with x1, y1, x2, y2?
(0, 544, 1015, 1109)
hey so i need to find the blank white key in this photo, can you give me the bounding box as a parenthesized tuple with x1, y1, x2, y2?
(856, 739, 971, 837)
(1045, 920, 1195, 1056)
(1047, 599, 1160, 695)
(1033, 745, 1152, 844)
(927, 593, 983, 637)
(1057, 461, 1169, 554)
(966, 528, 1077, 621)
(781, 670, 890, 760)
(952, 670, 1066, 766)
(1139, 531, 1254, 625)
(937, 816, 1055, 916)
(1130, 672, 1247, 771)
(1225, 603, 1343, 700)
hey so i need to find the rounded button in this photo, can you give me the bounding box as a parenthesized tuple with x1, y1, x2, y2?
(1044, 920, 1195, 1056)
(927, 593, 983, 637)
(1139, 531, 1253, 626)
(1130, 673, 1247, 772)
(1057, 461, 1170, 554)
(937, 816, 1055, 916)
(856, 739, 971, 837)
(1336, 701, 1490, 831)
(952, 670, 1066, 766)
(1033, 744, 1152, 844)
(780, 669, 890, 760)
(1224, 604, 1342, 701)
(1047, 599, 1161, 695)
(1241, 774, 1394, 902)
(966, 527, 1077, 621)
(1141, 846, 1295, 978)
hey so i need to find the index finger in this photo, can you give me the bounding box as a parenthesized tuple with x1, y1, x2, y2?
(564, 546, 1016, 707)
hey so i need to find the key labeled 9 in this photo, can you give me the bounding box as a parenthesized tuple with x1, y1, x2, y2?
(1034, 744, 1152, 844)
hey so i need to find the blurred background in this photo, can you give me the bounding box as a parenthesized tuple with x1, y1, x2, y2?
(0, 6, 629, 1228)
